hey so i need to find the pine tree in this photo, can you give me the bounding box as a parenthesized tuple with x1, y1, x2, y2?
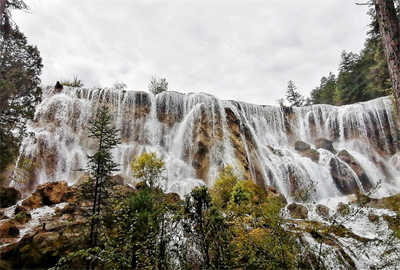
(183, 186, 234, 269)
(0, 1, 42, 172)
(86, 106, 120, 249)
(285, 80, 305, 107)
(149, 76, 168, 95)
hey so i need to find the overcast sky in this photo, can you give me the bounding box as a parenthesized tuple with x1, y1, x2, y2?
(13, 0, 371, 105)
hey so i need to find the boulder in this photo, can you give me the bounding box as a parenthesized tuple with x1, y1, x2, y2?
(295, 141, 320, 162)
(22, 193, 43, 209)
(112, 184, 135, 197)
(337, 150, 372, 191)
(33, 232, 60, 249)
(287, 203, 308, 219)
(111, 174, 125, 185)
(329, 158, 359, 195)
(295, 141, 311, 151)
(316, 204, 330, 218)
(0, 221, 19, 238)
(300, 149, 320, 162)
(38, 181, 69, 204)
(22, 181, 72, 209)
(315, 138, 336, 153)
(0, 187, 21, 208)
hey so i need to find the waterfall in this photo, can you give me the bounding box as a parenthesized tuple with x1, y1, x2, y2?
(13, 87, 400, 200)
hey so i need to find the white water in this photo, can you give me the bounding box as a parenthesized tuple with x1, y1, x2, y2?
(13, 87, 400, 200)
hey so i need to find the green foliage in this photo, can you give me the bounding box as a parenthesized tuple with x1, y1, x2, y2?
(131, 152, 165, 189)
(0, 20, 42, 171)
(183, 186, 234, 269)
(218, 177, 299, 269)
(14, 211, 30, 223)
(310, 73, 337, 105)
(53, 165, 306, 270)
(310, 8, 393, 106)
(210, 166, 239, 209)
(86, 106, 120, 249)
(149, 76, 168, 95)
(230, 181, 250, 205)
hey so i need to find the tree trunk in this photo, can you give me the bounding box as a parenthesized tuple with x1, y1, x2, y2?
(375, 0, 400, 114)
(0, 0, 6, 25)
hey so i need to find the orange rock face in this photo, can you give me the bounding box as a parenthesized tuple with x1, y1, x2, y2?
(22, 181, 73, 209)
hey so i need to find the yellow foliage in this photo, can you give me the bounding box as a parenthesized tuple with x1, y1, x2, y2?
(210, 166, 239, 209)
(131, 152, 165, 189)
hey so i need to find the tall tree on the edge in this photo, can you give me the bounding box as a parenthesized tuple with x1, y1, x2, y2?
(83, 106, 120, 270)
(374, 0, 400, 113)
(0, 0, 6, 23)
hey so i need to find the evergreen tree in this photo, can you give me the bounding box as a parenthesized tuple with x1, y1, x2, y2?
(183, 186, 234, 269)
(149, 76, 168, 95)
(310, 73, 337, 105)
(285, 80, 305, 107)
(86, 106, 120, 249)
(309, 2, 398, 106)
(0, 1, 42, 172)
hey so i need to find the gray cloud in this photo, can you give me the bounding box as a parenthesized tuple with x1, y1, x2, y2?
(14, 0, 370, 105)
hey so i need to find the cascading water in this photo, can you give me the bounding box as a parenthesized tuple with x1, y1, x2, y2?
(13, 87, 400, 201)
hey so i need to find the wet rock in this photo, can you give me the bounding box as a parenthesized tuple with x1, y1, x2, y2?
(39, 181, 69, 204)
(362, 193, 400, 212)
(0, 211, 8, 220)
(287, 203, 308, 219)
(192, 108, 212, 182)
(267, 145, 284, 157)
(295, 141, 311, 151)
(329, 158, 359, 195)
(337, 150, 372, 192)
(111, 174, 125, 185)
(55, 203, 77, 216)
(301, 149, 320, 162)
(33, 232, 60, 248)
(22, 193, 43, 209)
(225, 107, 265, 184)
(295, 141, 320, 162)
(0, 221, 19, 238)
(315, 138, 336, 153)
(14, 205, 27, 215)
(22, 181, 73, 209)
(337, 202, 350, 216)
(112, 184, 135, 197)
(368, 213, 379, 223)
(164, 193, 181, 204)
(0, 187, 21, 208)
(316, 204, 330, 218)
